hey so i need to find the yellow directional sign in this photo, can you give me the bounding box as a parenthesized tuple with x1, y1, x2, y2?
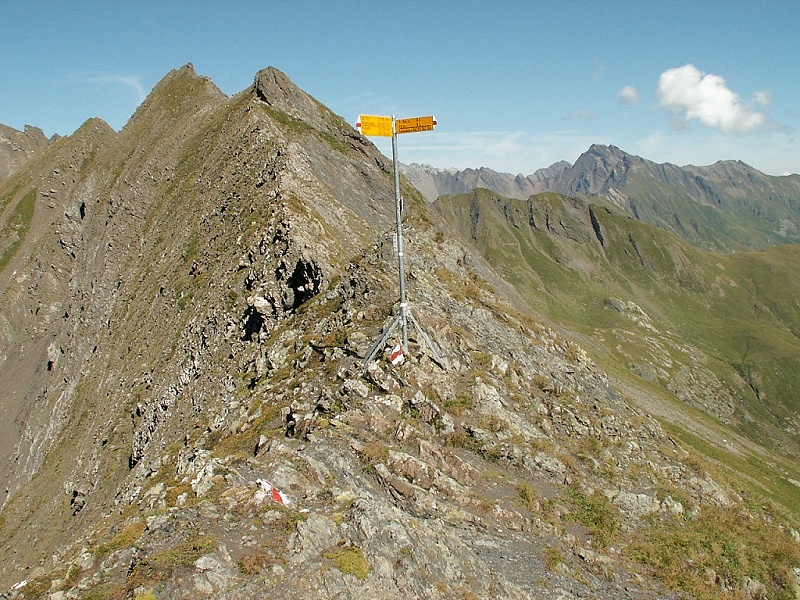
(356, 114, 393, 137)
(396, 115, 437, 134)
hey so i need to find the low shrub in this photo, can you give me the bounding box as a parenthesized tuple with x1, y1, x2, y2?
(564, 488, 619, 547)
(516, 483, 539, 512)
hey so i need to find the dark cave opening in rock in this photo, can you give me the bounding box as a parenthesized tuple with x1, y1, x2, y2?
(241, 306, 266, 341)
(286, 258, 323, 310)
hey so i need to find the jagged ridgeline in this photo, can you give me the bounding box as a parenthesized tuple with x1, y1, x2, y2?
(0, 124, 53, 182)
(406, 144, 800, 252)
(1, 65, 799, 600)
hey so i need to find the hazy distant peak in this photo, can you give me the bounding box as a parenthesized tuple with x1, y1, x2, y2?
(402, 163, 459, 175)
(531, 160, 571, 181)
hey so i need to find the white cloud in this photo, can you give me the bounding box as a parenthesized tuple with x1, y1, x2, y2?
(67, 72, 147, 103)
(617, 85, 640, 106)
(753, 89, 772, 107)
(563, 108, 593, 121)
(656, 64, 765, 134)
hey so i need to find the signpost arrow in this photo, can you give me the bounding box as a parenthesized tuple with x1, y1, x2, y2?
(356, 114, 393, 137)
(395, 115, 437, 134)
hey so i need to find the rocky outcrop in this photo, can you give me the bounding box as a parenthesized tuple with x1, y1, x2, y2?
(0, 123, 53, 182)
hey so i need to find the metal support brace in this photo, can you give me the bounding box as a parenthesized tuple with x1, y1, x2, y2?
(362, 314, 401, 366)
(362, 309, 445, 368)
(407, 311, 445, 367)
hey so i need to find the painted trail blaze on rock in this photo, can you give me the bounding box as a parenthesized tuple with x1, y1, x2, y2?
(390, 345, 404, 366)
(256, 478, 289, 505)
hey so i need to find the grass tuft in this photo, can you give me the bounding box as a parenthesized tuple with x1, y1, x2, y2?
(128, 534, 217, 587)
(322, 545, 370, 579)
(564, 488, 619, 547)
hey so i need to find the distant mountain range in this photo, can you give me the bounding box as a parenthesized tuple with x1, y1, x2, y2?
(7, 121, 799, 252)
(403, 145, 800, 251)
(400, 160, 571, 205)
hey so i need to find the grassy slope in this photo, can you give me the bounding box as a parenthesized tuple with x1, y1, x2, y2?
(435, 190, 800, 474)
(0, 188, 36, 272)
(433, 192, 800, 599)
(620, 171, 800, 251)
(435, 188, 800, 599)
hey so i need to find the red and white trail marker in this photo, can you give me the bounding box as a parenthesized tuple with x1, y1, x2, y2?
(389, 344, 405, 366)
(256, 478, 289, 505)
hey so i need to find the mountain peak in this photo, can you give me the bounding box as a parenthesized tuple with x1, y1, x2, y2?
(581, 144, 636, 167)
(252, 66, 295, 103)
(587, 143, 621, 154)
(0, 123, 53, 181)
(151, 62, 208, 94)
(252, 66, 343, 134)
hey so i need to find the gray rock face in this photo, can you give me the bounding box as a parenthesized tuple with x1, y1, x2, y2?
(0, 123, 52, 182)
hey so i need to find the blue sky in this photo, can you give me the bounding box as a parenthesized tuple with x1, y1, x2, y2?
(2, 0, 798, 175)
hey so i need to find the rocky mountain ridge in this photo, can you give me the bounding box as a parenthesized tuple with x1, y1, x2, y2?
(0, 124, 54, 183)
(401, 161, 571, 206)
(0, 65, 799, 600)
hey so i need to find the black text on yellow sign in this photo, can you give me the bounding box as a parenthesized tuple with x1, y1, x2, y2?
(395, 115, 437, 134)
(356, 114, 393, 137)
(356, 114, 438, 137)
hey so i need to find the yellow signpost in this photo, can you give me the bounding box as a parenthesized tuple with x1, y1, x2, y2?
(395, 115, 437, 134)
(356, 114, 393, 137)
(356, 112, 444, 368)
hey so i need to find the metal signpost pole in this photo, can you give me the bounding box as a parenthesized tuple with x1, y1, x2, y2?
(356, 113, 444, 369)
(391, 116, 409, 353)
